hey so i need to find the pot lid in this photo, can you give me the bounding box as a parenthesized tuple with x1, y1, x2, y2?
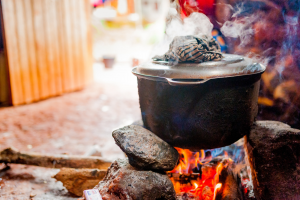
(133, 54, 266, 80)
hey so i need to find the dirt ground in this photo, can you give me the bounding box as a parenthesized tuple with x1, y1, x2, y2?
(0, 17, 162, 199)
(0, 62, 142, 199)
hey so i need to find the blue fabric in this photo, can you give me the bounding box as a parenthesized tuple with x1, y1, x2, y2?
(212, 29, 227, 52)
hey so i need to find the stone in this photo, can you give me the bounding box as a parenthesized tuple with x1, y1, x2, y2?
(112, 125, 179, 171)
(53, 168, 106, 197)
(95, 158, 176, 200)
(245, 120, 300, 200)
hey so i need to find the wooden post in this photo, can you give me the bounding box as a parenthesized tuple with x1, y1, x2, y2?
(1, 0, 93, 105)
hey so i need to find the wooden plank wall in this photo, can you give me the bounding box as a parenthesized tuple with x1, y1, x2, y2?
(1, 0, 93, 105)
(0, 52, 9, 106)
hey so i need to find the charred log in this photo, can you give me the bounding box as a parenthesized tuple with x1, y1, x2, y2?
(216, 168, 243, 200)
(0, 147, 111, 169)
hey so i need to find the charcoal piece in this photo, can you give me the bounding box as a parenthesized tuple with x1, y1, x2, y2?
(112, 125, 179, 171)
(218, 169, 242, 200)
(176, 192, 197, 200)
(245, 120, 300, 200)
(215, 160, 243, 200)
(95, 158, 176, 200)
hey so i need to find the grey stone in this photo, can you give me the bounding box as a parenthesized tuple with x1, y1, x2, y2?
(95, 158, 176, 200)
(112, 125, 179, 171)
(245, 120, 300, 200)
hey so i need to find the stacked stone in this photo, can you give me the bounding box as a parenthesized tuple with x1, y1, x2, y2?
(93, 120, 300, 200)
(245, 121, 300, 200)
(94, 125, 179, 200)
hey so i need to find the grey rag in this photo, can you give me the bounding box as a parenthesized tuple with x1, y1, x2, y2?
(153, 35, 223, 63)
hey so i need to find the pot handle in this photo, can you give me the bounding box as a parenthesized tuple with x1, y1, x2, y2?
(166, 78, 208, 86)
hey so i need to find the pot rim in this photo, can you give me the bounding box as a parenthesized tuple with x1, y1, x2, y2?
(133, 54, 266, 83)
(132, 67, 265, 86)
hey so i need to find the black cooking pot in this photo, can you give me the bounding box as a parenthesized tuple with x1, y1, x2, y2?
(132, 54, 265, 150)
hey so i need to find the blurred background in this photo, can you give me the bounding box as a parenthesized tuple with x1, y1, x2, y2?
(0, 0, 299, 199)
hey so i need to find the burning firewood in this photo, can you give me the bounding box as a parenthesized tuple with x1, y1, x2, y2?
(0, 147, 111, 169)
(170, 155, 244, 200)
(215, 165, 243, 200)
(53, 168, 107, 197)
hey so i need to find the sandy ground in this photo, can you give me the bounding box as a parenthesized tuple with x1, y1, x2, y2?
(0, 62, 142, 199)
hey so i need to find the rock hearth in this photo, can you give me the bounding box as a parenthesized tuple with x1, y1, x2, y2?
(246, 121, 300, 200)
(95, 158, 176, 200)
(112, 125, 179, 171)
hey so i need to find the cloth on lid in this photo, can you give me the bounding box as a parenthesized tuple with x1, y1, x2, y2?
(153, 35, 223, 63)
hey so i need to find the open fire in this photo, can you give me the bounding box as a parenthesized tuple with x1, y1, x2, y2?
(92, 1, 300, 199)
(167, 140, 249, 200)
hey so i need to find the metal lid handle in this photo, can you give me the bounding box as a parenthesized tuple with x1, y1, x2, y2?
(166, 78, 208, 86)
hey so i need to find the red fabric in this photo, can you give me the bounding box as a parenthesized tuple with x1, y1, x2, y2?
(179, 0, 215, 17)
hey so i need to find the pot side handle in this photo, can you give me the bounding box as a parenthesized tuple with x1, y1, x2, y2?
(166, 78, 208, 86)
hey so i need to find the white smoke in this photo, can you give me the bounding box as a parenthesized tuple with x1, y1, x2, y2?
(220, 3, 273, 70)
(150, 3, 213, 58)
(166, 12, 213, 39)
(221, 13, 258, 47)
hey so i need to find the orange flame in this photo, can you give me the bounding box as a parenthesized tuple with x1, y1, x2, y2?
(170, 148, 212, 174)
(214, 162, 223, 186)
(168, 147, 231, 199)
(170, 148, 193, 174)
(213, 183, 222, 200)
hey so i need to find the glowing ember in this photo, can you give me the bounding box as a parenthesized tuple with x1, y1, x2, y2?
(194, 183, 198, 189)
